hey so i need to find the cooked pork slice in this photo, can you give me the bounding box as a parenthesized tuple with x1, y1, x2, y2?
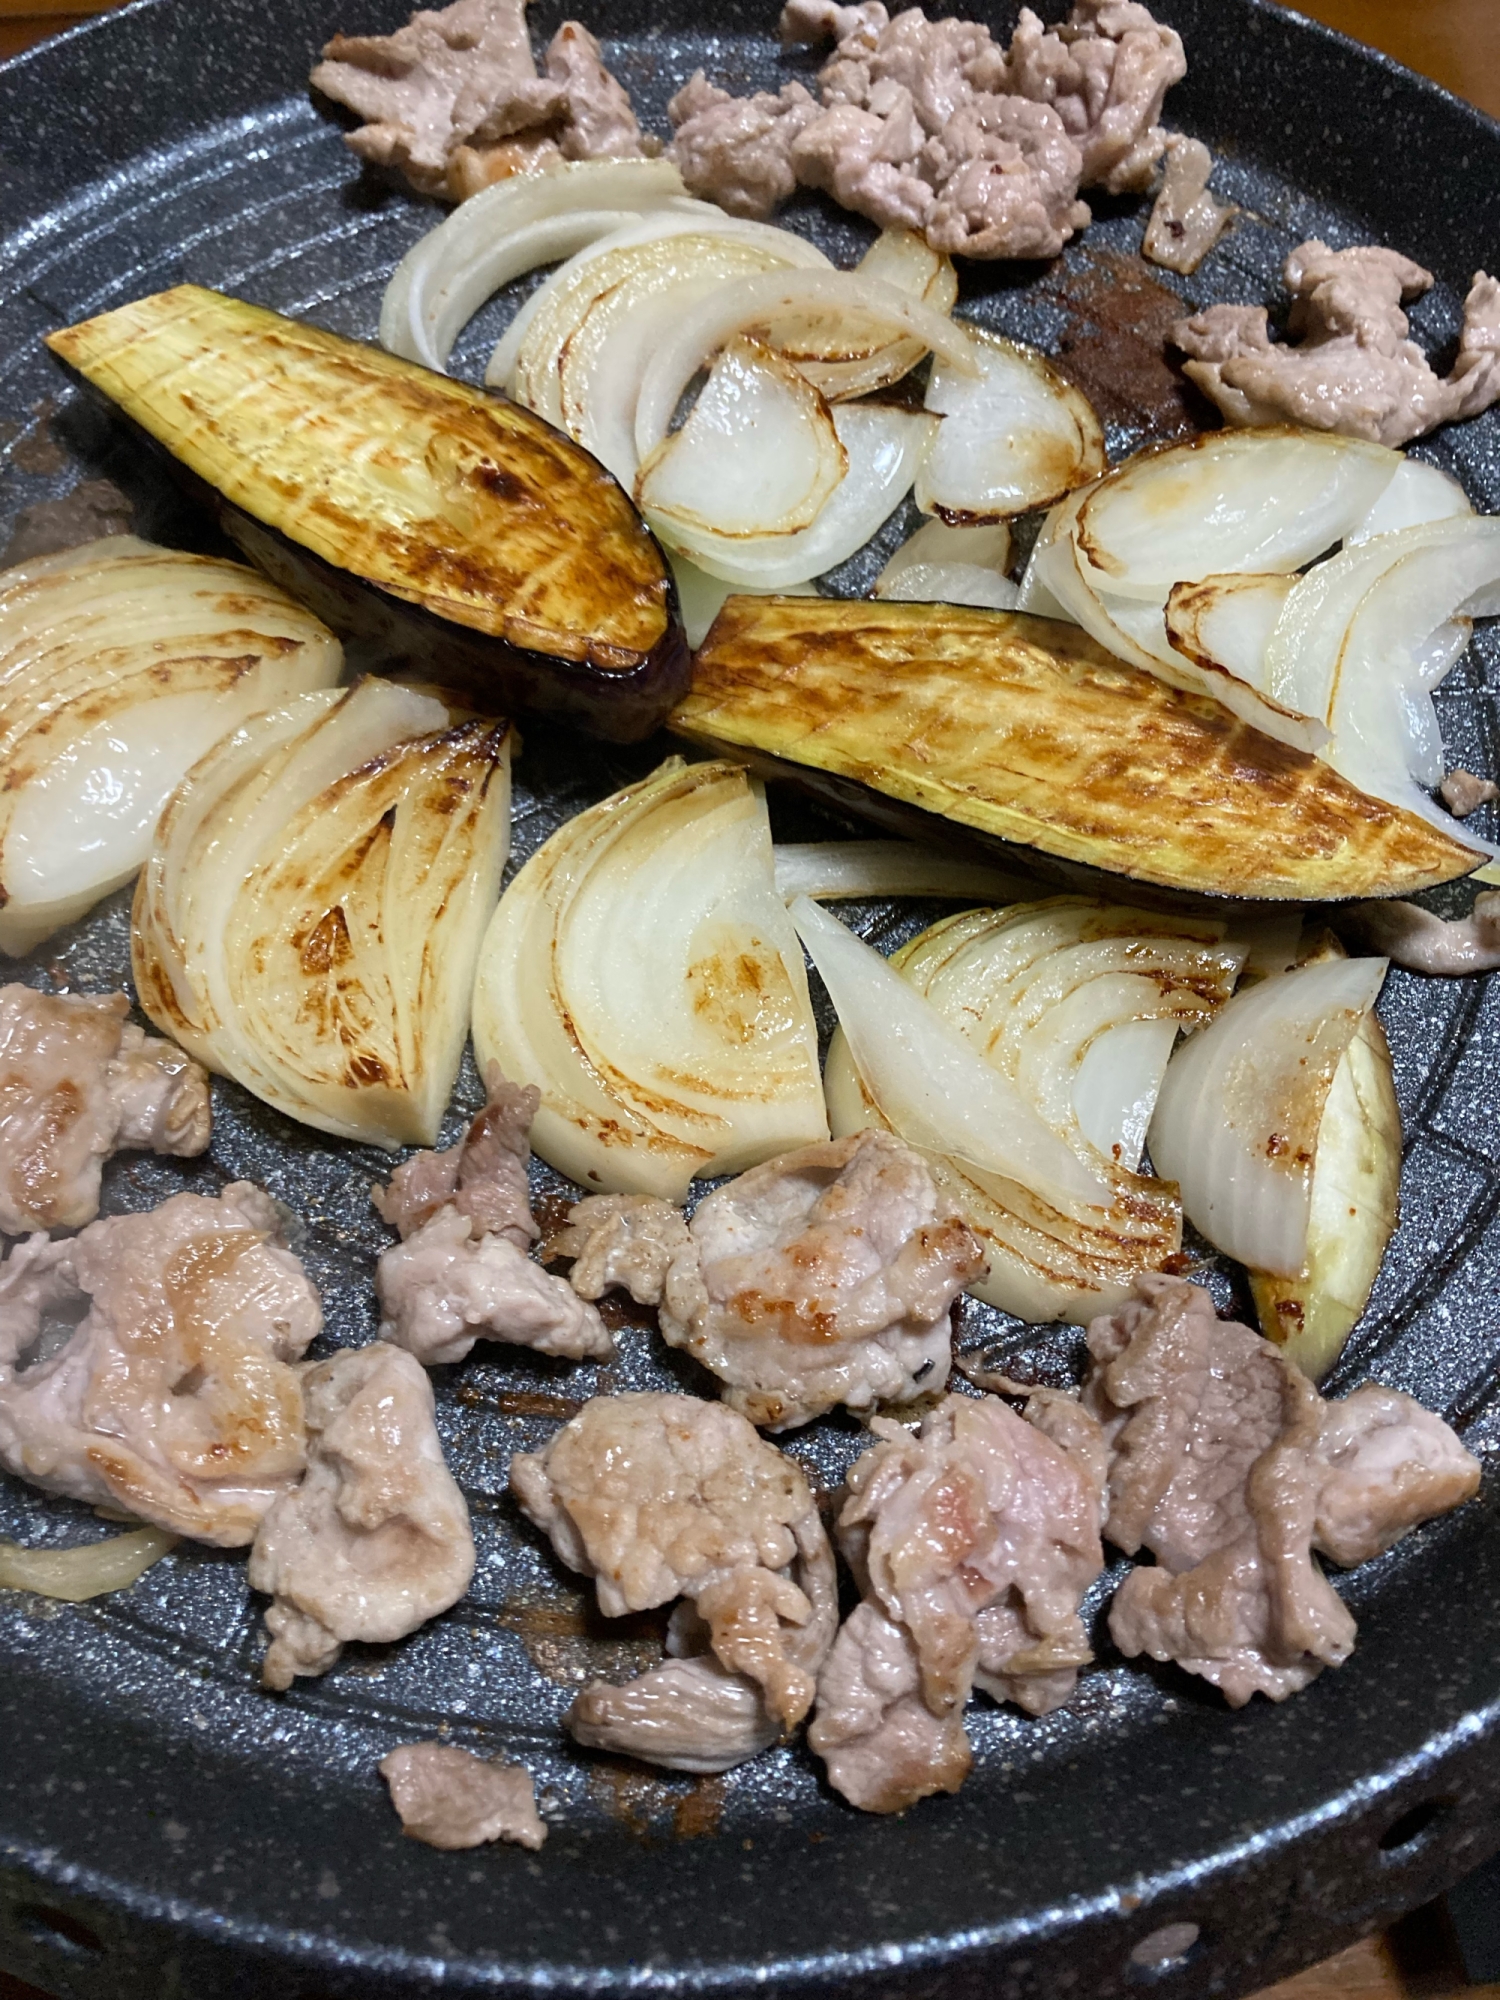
(0, 1183, 320, 1545)
(0, 986, 211, 1235)
(311, 0, 643, 200)
(666, 72, 821, 218)
(544, 21, 649, 161)
(1142, 134, 1234, 274)
(380, 1741, 547, 1850)
(1340, 894, 1500, 977)
(1173, 240, 1500, 445)
(1312, 1383, 1481, 1566)
(375, 1069, 610, 1367)
(809, 1601, 972, 1813)
(375, 1067, 540, 1247)
(779, 0, 889, 49)
(809, 1389, 1105, 1811)
(559, 1132, 982, 1430)
(568, 1653, 781, 1773)
(917, 97, 1089, 259)
(1086, 1275, 1480, 1705)
(1439, 769, 1499, 818)
(249, 1343, 475, 1688)
(511, 1392, 838, 1768)
(1003, 0, 1186, 196)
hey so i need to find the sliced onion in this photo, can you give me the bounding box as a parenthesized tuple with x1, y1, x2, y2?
(379, 157, 690, 373)
(0, 1527, 177, 1601)
(634, 271, 980, 468)
(791, 895, 1107, 1212)
(1346, 455, 1472, 545)
(815, 897, 1245, 1322)
(1074, 429, 1400, 599)
(764, 229, 958, 401)
(915, 329, 1106, 522)
(472, 760, 826, 1201)
(1164, 571, 1296, 691)
(875, 518, 1017, 608)
(1148, 955, 1389, 1277)
(134, 679, 512, 1148)
(772, 840, 1032, 903)
(653, 403, 936, 588)
(501, 213, 831, 445)
(0, 538, 342, 957)
(667, 554, 817, 650)
(874, 562, 1021, 610)
(636, 338, 847, 539)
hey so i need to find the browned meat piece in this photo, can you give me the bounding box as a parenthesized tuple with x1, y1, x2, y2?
(375, 1066, 539, 1246)
(380, 1742, 546, 1849)
(555, 1131, 983, 1430)
(1002, 0, 1186, 196)
(375, 1068, 610, 1367)
(809, 1389, 1106, 1812)
(1313, 1384, 1481, 1566)
(0, 986, 210, 1235)
(248, 1343, 474, 1687)
(1087, 1275, 1480, 1705)
(667, 72, 820, 218)
(1340, 893, 1500, 977)
(311, 0, 644, 202)
(916, 97, 1089, 260)
(1173, 240, 1500, 446)
(511, 1392, 837, 1771)
(544, 21, 649, 161)
(0, 1183, 320, 1546)
(1141, 133, 1234, 274)
(779, 0, 889, 48)
(1440, 769, 1499, 817)
(808, 1602, 972, 1812)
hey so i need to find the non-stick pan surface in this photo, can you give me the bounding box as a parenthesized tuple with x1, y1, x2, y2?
(2, 3, 1500, 1995)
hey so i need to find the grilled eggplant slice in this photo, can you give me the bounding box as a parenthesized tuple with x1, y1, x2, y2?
(672, 597, 1479, 901)
(46, 286, 686, 743)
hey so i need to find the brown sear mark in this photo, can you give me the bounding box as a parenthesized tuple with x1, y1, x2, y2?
(1040, 247, 1216, 444)
(673, 1774, 727, 1840)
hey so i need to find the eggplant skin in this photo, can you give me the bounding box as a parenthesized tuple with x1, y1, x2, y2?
(672, 597, 1480, 902)
(45, 285, 688, 743)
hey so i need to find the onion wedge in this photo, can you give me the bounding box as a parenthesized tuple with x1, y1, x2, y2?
(814, 897, 1246, 1323)
(1347, 455, 1473, 545)
(636, 338, 847, 540)
(915, 329, 1106, 523)
(1246, 937, 1401, 1381)
(471, 760, 826, 1201)
(651, 403, 936, 588)
(1148, 954, 1389, 1279)
(379, 157, 691, 373)
(134, 679, 512, 1148)
(0, 537, 342, 956)
(0, 1527, 178, 1602)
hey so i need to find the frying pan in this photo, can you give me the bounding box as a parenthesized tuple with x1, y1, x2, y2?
(2, 2, 1499, 1995)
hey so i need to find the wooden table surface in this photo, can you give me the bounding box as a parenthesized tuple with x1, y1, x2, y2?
(0, 3, 1496, 1998)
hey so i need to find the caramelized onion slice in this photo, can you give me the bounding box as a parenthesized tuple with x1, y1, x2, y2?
(764, 228, 958, 401)
(915, 329, 1105, 523)
(1148, 955, 1389, 1278)
(0, 1527, 177, 1602)
(1075, 428, 1400, 599)
(471, 760, 826, 1201)
(636, 338, 847, 540)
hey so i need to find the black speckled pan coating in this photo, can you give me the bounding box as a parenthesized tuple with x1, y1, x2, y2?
(2, 3, 1500, 1996)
